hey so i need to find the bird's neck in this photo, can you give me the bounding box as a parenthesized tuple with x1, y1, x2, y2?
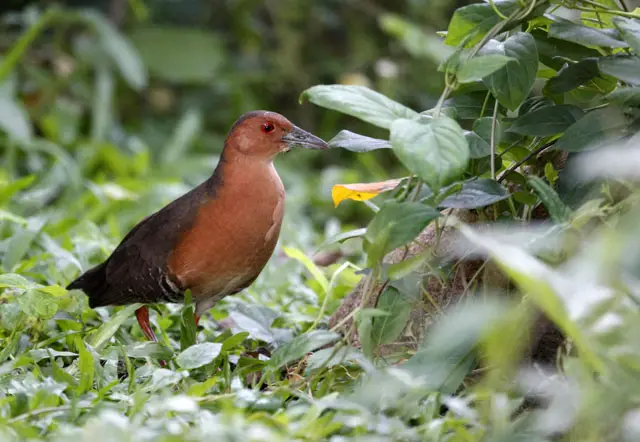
(208, 153, 283, 198)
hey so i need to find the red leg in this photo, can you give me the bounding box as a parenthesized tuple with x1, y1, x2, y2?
(194, 314, 200, 327)
(135, 306, 157, 342)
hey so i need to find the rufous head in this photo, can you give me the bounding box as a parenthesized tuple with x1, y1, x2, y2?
(223, 110, 328, 160)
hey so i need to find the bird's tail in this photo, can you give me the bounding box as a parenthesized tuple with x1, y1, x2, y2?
(66, 261, 110, 308)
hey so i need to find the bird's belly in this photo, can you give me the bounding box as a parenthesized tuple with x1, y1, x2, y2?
(167, 191, 284, 302)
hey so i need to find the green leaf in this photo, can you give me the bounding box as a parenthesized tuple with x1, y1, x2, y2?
(391, 116, 469, 190)
(508, 104, 584, 137)
(545, 59, 600, 94)
(176, 342, 222, 369)
(130, 26, 222, 83)
(443, 92, 499, 120)
(81, 10, 147, 89)
(456, 55, 516, 83)
(124, 342, 173, 360)
(473, 116, 502, 147)
(370, 287, 415, 346)
(444, 0, 520, 46)
(306, 346, 373, 372)
(607, 86, 640, 105)
(0, 97, 32, 143)
(555, 107, 631, 152)
(317, 228, 368, 251)
(0, 273, 35, 290)
(465, 131, 491, 159)
(87, 304, 142, 351)
(532, 29, 601, 71)
(598, 56, 640, 86)
(268, 331, 340, 369)
(366, 201, 440, 262)
(549, 18, 628, 48)
(481, 32, 538, 111)
(614, 17, 640, 53)
(328, 130, 391, 152)
(16, 290, 59, 319)
(283, 247, 330, 294)
(456, 224, 605, 374)
(77, 340, 95, 395)
(438, 179, 510, 209)
(2, 221, 43, 270)
(180, 295, 197, 351)
(528, 176, 572, 223)
(301, 85, 417, 129)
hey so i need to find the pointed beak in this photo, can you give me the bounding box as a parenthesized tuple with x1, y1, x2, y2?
(282, 126, 328, 150)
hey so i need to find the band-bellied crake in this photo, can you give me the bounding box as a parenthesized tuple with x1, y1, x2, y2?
(67, 111, 327, 342)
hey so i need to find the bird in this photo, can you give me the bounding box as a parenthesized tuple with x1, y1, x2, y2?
(67, 110, 328, 342)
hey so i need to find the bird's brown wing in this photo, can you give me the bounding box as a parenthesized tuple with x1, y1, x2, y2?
(68, 179, 219, 307)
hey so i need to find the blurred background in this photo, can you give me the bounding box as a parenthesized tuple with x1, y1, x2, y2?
(0, 0, 468, 255)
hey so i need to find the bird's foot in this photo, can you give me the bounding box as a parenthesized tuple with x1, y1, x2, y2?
(135, 306, 167, 367)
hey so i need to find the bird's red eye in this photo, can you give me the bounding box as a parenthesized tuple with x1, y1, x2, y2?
(262, 122, 275, 133)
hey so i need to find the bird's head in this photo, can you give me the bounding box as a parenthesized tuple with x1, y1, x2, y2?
(224, 110, 328, 160)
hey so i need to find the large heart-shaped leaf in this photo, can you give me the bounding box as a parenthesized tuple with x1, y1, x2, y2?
(444, 0, 520, 46)
(438, 179, 510, 209)
(481, 32, 538, 111)
(301, 85, 417, 129)
(370, 286, 415, 346)
(391, 116, 469, 190)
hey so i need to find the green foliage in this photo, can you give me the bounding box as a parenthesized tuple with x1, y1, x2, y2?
(3, 0, 640, 440)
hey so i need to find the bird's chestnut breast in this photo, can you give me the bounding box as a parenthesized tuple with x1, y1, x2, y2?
(167, 161, 285, 301)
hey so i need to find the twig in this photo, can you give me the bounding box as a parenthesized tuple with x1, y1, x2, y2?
(497, 141, 556, 183)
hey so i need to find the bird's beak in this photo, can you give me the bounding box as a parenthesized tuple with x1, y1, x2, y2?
(282, 126, 328, 150)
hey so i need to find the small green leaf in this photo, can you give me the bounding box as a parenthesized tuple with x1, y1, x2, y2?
(124, 342, 173, 360)
(301, 85, 417, 129)
(555, 107, 631, 152)
(371, 287, 415, 346)
(283, 247, 330, 294)
(328, 130, 391, 152)
(546, 59, 600, 94)
(549, 18, 628, 48)
(366, 201, 440, 262)
(444, 0, 520, 46)
(88, 304, 142, 351)
(438, 179, 510, 209)
(509, 104, 584, 137)
(391, 116, 469, 190)
(317, 228, 367, 251)
(465, 131, 491, 159)
(481, 32, 538, 111)
(528, 176, 572, 223)
(306, 346, 373, 372)
(16, 290, 59, 319)
(180, 294, 197, 351)
(176, 342, 222, 369)
(456, 55, 516, 83)
(598, 56, 640, 86)
(2, 221, 43, 271)
(268, 331, 340, 369)
(443, 92, 499, 120)
(77, 340, 95, 394)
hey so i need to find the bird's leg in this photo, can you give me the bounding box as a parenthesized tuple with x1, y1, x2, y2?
(194, 315, 200, 327)
(135, 306, 157, 342)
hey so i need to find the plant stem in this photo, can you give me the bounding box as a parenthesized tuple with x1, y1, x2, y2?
(490, 99, 500, 180)
(497, 141, 555, 183)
